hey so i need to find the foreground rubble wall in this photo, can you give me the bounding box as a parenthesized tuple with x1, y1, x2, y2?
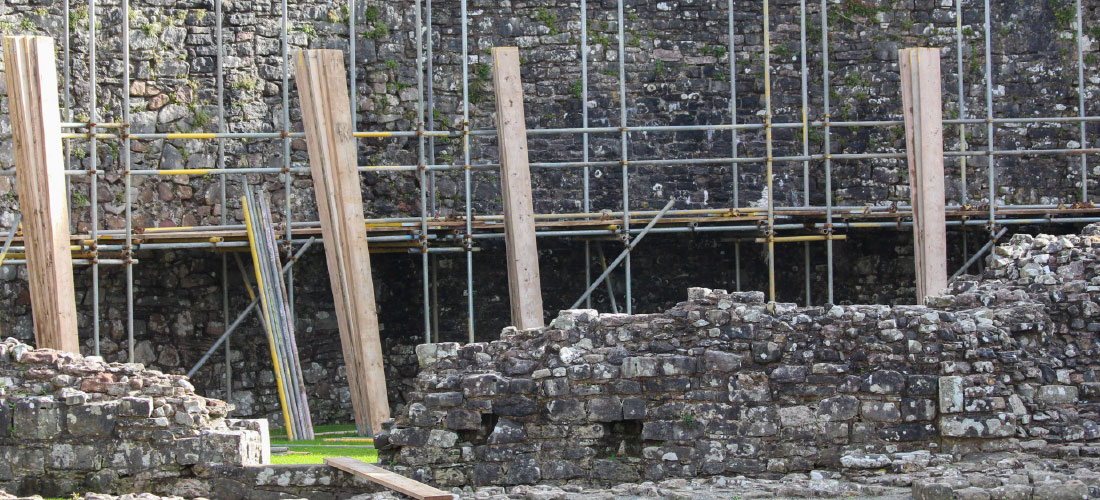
(377, 226, 1100, 488)
(0, 339, 267, 498)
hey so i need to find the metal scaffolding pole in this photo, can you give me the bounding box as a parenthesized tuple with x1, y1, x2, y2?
(582, 0, 592, 309)
(89, 0, 101, 357)
(728, 0, 739, 209)
(984, 0, 996, 241)
(217, 0, 232, 401)
(616, 0, 631, 314)
(122, 0, 134, 365)
(763, 0, 776, 302)
(1076, 0, 1089, 202)
(799, 0, 810, 306)
(461, 0, 475, 342)
(416, 0, 432, 343)
(820, 0, 835, 304)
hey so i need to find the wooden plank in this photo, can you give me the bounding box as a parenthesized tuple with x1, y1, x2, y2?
(899, 48, 947, 304)
(492, 47, 544, 330)
(3, 36, 79, 353)
(294, 50, 389, 435)
(325, 457, 453, 500)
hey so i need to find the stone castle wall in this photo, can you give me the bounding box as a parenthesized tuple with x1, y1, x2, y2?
(0, 338, 267, 498)
(375, 225, 1100, 487)
(0, 0, 1096, 427)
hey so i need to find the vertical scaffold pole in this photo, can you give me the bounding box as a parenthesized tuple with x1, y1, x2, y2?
(616, 0, 631, 314)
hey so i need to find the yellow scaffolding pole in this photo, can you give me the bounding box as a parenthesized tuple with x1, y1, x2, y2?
(242, 197, 296, 440)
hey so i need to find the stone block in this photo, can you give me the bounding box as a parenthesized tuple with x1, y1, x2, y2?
(415, 342, 459, 367)
(427, 429, 458, 447)
(388, 427, 429, 447)
(778, 405, 815, 427)
(492, 395, 536, 417)
(66, 402, 118, 437)
(771, 365, 808, 383)
(860, 401, 901, 422)
(864, 370, 906, 394)
(545, 399, 585, 422)
(751, 341, 781, 363)
(658, 355, 697, 375)
(542, 459, 585, 480)
(1033, 480, 1088, 500)
(488, 419, 526, 445)
(539, 378, 570, 397)
(424, 391, 464, 408)
(622, 397, 647, 420)
(939, 376, 965, 413)
(840, 453, 891, 469)
(621, 357, 658, 378)
(702, 350, 742, 372)
(0, 399, 10, 438)
(461, 374, 504, 397)
(912, 480, 955, 500)
(119, 396, 154, 417)
(471, 463, 503, 485)
(1036, 385, 1079, 405)
(818, 395, 860, 421)
(906, 375, 939, 396)
(729, 372, 771, 403)
(591, 459, 640, 482)
(901, 398, 937, 422)
(198, 429, 254, 465)
(588, 397, 623, 422)
(445, 409, 482, 430)
(939, 414, 1016, 438)
(15, 397, 61, 439)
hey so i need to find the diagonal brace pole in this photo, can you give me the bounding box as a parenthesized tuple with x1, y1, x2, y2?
(0, 213, 24, 267)
(949, 227, 1008, 282)
(570, 198, 676, 310)
(187, 237, 316, 378)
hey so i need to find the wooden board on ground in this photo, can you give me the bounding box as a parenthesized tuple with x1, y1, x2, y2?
(492, 47, 544, 330)
(294, 49, 389, 435)
(3, 36, 79, 353)
(325, 457, 453, 500)
(899, 47, 947, 305)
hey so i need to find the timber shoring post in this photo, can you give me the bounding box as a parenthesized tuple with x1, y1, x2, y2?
(3, 36, 80, 354)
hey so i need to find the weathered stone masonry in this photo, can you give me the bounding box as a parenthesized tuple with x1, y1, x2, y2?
(0, 338, 267, 498)
(376, 225, 1100, 487)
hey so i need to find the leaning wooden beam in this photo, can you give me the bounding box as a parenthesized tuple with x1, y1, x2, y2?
(492, 47, 545, 330)
(3, 36, 79, 353)
(325, 457, 453, 500)
(294, 49, 389, 435)
(899, 47, 947, 305)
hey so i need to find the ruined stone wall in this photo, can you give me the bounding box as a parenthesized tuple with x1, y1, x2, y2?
(374, 225, 1100, 487)
(0, 0, 1096, 428)
(0, 338, 267, 498)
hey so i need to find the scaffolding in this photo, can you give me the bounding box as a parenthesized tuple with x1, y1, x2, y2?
(0, 0, 1097, 392)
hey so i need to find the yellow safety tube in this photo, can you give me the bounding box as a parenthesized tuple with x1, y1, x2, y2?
(157, 169, 213, 176)
(242, 197, 296, 440)
(754, 235, 848, 243)
(162, 133, 218, 140)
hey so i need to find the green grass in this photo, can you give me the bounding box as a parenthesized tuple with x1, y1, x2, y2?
(269, 424, 378, 465)
(269, 423, 359, 445)
(270, 445, 378, 465)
